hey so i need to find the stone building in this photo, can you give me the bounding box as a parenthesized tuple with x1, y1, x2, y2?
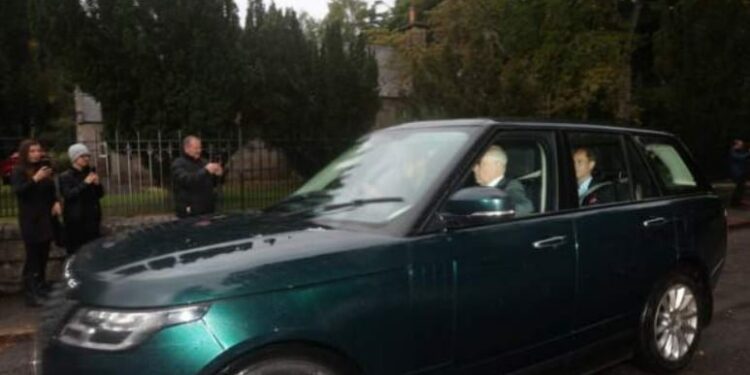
(370, 6, 428, 129)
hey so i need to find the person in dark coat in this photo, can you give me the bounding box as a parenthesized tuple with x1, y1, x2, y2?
(729, 139, 750, 207)
(10, 139, 61, 306)
(472, 145, 534, 215)
(59, 143, 104, 254)
(573, 147, 615, 206)
(171, 135, 223, 218)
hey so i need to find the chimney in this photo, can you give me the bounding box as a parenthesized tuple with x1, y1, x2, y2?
(408, 1, 417, 26)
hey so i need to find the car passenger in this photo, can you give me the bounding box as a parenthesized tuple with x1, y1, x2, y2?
(472, 145, 533, 215)
(573, 147, 614, 206)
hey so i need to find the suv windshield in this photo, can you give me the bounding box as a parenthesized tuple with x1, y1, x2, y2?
(268, 128, 474, 226)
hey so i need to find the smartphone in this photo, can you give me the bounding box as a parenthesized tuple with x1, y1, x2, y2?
(39, 158, 52, 168)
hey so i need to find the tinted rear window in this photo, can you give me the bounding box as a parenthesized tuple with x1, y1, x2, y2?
(637, 136, 701, 195)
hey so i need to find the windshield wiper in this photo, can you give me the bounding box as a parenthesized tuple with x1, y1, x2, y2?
(265, 190, 331, 212)
(322, 197, 404, 211)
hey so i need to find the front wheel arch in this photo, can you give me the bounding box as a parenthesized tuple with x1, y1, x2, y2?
(674, 259, 713, 325)
(215, 341, 362, 375)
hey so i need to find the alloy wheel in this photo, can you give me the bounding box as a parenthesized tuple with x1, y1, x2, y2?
(653, 283, 699, 361)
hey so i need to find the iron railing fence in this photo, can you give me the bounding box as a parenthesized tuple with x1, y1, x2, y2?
(0, 132, 351, 218)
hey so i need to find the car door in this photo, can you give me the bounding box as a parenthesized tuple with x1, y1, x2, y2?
(566, 132, 678, 362)
(442, 130, 578, 374)
(635, 135, 725, 302)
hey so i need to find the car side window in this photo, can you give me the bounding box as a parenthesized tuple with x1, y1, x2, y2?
(625, 139, 659, 200)
(449, 131, 557, 219)
(568, 132, 632, 207)
(637, 136, 700, 195)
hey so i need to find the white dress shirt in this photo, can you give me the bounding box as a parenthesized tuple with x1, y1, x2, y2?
(487, 175, 505, 188)
(578, 176, 593, 198)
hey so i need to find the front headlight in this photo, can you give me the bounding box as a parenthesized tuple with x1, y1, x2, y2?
(57, 304, 210, 351)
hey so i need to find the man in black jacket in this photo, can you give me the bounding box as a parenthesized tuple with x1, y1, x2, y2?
(60, 143, 104, 254)
(171, 136, 223, 218)
(472, 145, 534, 215)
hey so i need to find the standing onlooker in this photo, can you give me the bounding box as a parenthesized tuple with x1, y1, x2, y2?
(171, 135, 223, 218)
(10, 140, 61, 306)
(729, 139, 750, 207)
(59, 144, 104, 254)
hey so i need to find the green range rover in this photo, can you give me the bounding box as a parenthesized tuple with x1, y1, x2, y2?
(42, 120, 726, 375)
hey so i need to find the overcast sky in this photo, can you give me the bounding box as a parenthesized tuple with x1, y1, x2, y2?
(234, 0, 395, 21)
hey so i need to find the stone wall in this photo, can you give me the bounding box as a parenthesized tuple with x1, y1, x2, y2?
(0, 215, 174, 294)
(0, 224, 66, 294)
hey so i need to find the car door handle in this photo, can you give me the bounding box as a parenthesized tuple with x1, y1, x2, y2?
(643, 217, 668, 228)
(533, 236, 568, 250)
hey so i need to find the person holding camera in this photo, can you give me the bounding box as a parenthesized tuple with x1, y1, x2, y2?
(171, 135, 223, 218)
(59, 144, 104, 254)
(10, 139, 61, 306)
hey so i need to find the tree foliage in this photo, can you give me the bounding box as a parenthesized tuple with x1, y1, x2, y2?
(388, 0, 444, 29)
(34, 0, 245, 137)
(395, 0, 750, 176)
(241, 1, 380, 176)
(0, 0, 72, 142)
(637, 0, 750, 170)
(401, 0, 633, 121)
(20, 0, 750, 180)
(31, 0, 380, 176)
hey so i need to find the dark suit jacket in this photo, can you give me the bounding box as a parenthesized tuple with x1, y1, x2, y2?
(494, 177, 534, 215)
(580, 177, 616, 206)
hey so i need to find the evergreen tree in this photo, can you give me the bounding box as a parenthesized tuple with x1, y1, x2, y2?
(637, 0, 750, 175)
(1, 0, 71, 140)
(34, 0, 244, 137)
(240, 1, 380, 177)
(325, 0, 388, 35)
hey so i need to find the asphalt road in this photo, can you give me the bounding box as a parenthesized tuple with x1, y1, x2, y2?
(1, 228, 749, 375)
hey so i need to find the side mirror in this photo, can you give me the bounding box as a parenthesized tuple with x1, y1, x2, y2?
(441, 186, 516, 229)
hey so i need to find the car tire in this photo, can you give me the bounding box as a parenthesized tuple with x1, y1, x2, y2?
(635, 270, 706, 373)
(223, 346, 356, 375)
(233, 358, 338, 375)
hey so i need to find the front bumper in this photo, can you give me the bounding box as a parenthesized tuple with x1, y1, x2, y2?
(42, 320, 224, 375)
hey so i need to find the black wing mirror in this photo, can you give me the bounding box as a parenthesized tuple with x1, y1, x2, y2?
(441, 187, 516, 229)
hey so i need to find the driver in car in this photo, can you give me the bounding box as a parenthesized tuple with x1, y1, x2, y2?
(573, 147, 614, 206)
(473, 145, 534, 215)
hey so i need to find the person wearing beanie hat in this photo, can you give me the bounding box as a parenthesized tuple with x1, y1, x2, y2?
(68, 143, 91, 163)
(59, 143, 104, 254)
